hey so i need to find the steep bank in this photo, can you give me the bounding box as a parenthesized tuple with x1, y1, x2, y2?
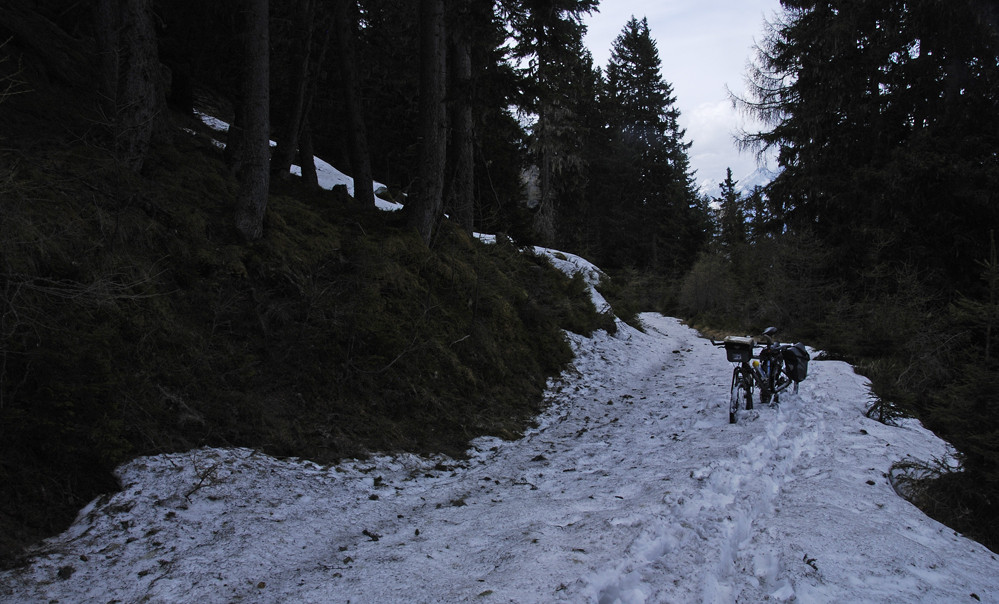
(0, 109, 610, 565)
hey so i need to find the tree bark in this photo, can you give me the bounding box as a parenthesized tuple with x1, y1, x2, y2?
(447, 2, 474, 232)
(533, 105, 556, 245)
(295, 13, 331, 191)
(224, 98, 246, 174)
(333, 0, 374, 206)
(298, 116, 319, 189)
(271, 0, 315, 177)
(408, 0, 447, 243)
(234, 0, 271, 241)
(94, 0, 164, 173)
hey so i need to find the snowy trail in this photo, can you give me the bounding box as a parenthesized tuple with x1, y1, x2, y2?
(3, 314, 998, 603)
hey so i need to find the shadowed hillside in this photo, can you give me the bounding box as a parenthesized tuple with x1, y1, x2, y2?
(0, 12, 612, 564)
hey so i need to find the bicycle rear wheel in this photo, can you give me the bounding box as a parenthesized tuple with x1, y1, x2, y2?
(758, 360, 774, 406)
(759, 386, 772, 406)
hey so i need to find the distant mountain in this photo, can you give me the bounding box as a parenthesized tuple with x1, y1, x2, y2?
(698, 166, 776, 197)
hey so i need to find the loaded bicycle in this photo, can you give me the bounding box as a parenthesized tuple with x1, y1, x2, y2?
(712, 327, 810, 424)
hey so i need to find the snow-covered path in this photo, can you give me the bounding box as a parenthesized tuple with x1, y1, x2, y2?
(2, 315, 997, 603)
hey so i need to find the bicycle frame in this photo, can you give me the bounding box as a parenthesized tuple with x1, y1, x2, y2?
(753, 342, 795, 404)
(715, 327, 797, 423)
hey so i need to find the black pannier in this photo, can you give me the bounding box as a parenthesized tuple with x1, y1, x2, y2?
(782, 342, 810, 382)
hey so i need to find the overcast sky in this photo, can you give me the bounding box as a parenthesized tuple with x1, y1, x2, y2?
(582, 1, 784, 195)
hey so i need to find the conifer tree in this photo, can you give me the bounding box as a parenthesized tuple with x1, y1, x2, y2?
(446, 0, 476, 232)
(716, 167, 745, 254)
(743, 185, 770, 244)
(930, 232, 999, 491)
(407, 0, 447, 244)
(94, 0, 164, 173)
(270, 0, 317, 180)
(502, 0, 598, 245)
(739, 0, 999, 291)
(598, 16, 703, 275)
(334, 0, 374, 206)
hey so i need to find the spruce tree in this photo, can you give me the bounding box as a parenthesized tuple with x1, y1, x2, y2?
(716, 168, 745, 254)
(502, 0, 598, 245)
(334, 0, 375, 206)
(598, 16, 703, 275)
(234, 0, 271, 241)
(739, 0, 999, 292)
(407, 0, 448, 244)
(94, 0, 164, 173)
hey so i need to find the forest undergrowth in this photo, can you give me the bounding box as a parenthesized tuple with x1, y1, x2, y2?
(0, 109, 612, 566)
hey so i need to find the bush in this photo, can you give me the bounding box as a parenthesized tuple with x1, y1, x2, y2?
(677, 254, 738, 321)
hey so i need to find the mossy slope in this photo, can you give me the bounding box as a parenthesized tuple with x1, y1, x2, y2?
(0, 118, 610, 565)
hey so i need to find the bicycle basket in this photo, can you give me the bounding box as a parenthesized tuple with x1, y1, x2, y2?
(723, 336, 754, 363)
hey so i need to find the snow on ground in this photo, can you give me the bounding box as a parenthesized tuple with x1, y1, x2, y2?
(3, 313, 998, 603)
(194, 111, 403, 212)
(533, 246, 612, 316)
(288, 158, 402, 213)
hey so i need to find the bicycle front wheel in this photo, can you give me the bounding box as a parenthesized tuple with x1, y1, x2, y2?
(730, 368, 751, 424)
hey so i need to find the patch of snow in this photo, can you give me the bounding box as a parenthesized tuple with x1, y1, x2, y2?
(473, 236, 613, 318)
(3, 315, 996, 603)
(194, 110, 228, 133)
(533, 245, 612, 316)
(10, 113, 993, 603)
(191, 112, 401, 210)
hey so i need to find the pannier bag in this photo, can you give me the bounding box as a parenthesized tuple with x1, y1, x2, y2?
(782, 342, 810, 382)
(724, 336, 754, 363)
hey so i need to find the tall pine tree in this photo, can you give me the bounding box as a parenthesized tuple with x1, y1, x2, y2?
(715, 167, 745, 254)
(503, 0, 598, 245)
(597, 16, 704, 275)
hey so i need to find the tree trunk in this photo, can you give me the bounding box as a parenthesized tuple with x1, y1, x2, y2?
(408, 0, 447, 243)
(224, 97, 245, 174)
(533, 105, 556, 245)
(94, 0, 164, 173)
(333, 0, 374, 206)
(234, 0, 270, 241)
(271, 0, 315, 177)
(298, 116, 319, 188)
(447, 2, 474, 232)
(295, 14, 331, 191)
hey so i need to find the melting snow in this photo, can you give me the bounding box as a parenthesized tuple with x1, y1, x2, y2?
(2, 314, 997, 603)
